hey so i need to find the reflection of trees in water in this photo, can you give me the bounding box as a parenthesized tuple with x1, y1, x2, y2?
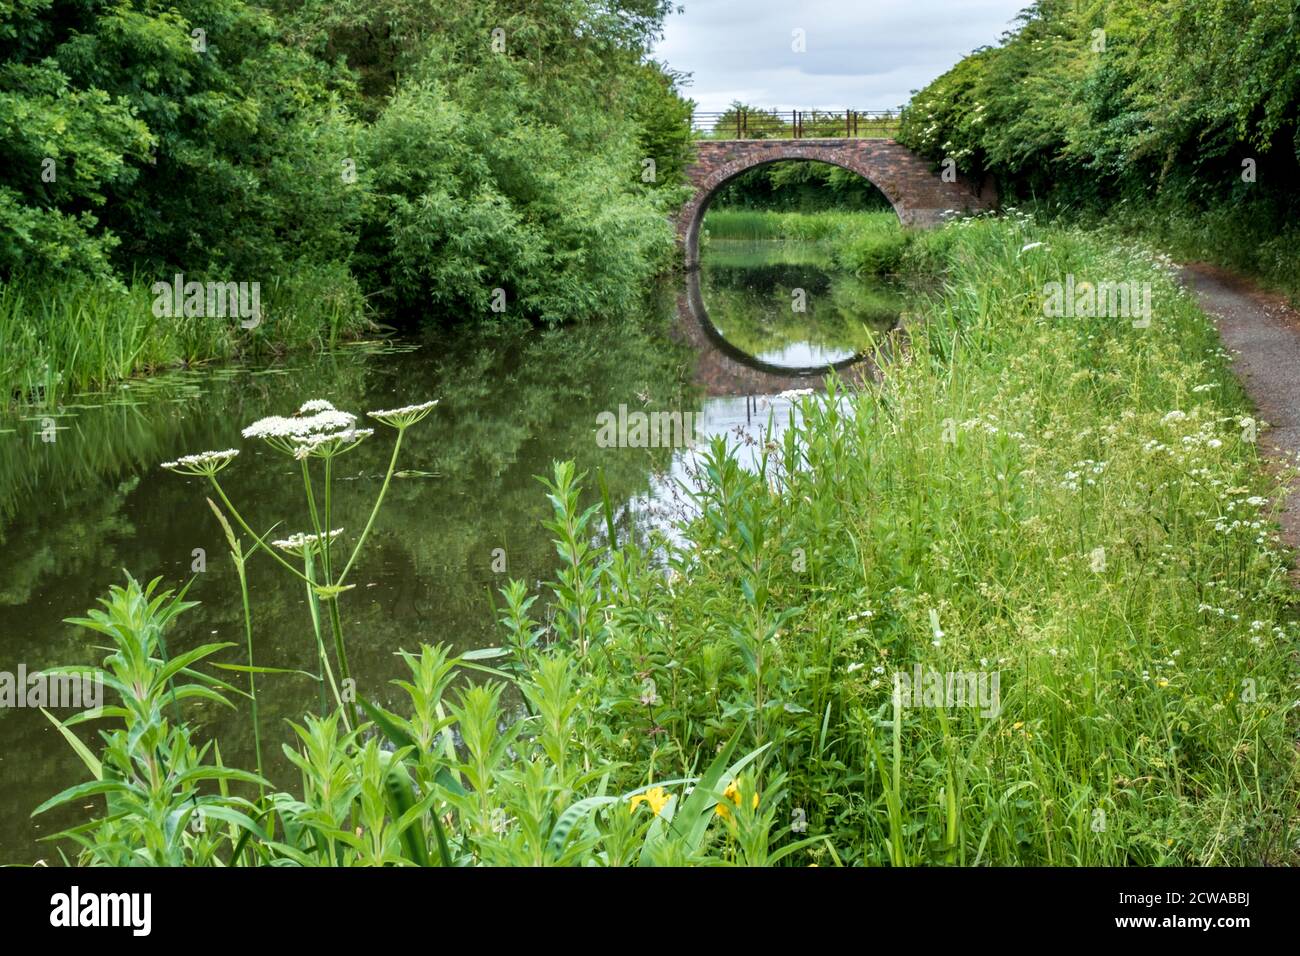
(0, 309, 692, 619)
(0, 292, 700, 859)
(708, 262, 835, 296)
(700, 255, 905, 360)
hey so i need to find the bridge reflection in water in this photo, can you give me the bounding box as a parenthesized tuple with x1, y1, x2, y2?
(674, 241, 907, 397)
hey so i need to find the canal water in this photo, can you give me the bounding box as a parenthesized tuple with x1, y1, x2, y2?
(0, 239, 911, 861)
(698, 239, 904, 368)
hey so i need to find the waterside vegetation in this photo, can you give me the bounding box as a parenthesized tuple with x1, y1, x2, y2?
(40, 214, 1300, 865)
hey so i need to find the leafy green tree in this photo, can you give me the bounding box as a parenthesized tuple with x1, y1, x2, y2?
(358, 80, 674, 324)
(629, 60, 695, 189)
(2, 0, 687, 327)
(0, 0, 365, 280)
(899, 0, 1300, 205)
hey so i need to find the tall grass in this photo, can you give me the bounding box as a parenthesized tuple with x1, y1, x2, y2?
(1111, 202, 1300, 303)
(656, 213, 1300, 863)
(703, 209, 875, 242)
(0, 265, 370, 408)
(625, 212, 1299, 864)
(702, 208, 920, 276)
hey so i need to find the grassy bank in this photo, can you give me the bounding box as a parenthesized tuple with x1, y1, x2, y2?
(1109, 202, 1300, 304)
(703, 208, 920, 277)
(0, 267, 370, 407)
(43, 214, 1299, 865)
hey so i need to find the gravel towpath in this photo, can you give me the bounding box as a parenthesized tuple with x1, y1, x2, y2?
(1181, 263, 1300, 571)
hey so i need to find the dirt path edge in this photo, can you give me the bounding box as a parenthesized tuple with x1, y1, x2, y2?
(1180, 262, 1300, 579)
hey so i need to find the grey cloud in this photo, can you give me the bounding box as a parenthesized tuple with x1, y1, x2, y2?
(655, 0, 1026, 111)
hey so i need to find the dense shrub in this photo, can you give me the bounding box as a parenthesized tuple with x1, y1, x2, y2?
(897, 0, 1300, 295)
(0, 1, 694, 399)
(357, 79, 678, 324)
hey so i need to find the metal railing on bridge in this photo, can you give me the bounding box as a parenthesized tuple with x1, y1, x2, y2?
(689, 108, 901, 140)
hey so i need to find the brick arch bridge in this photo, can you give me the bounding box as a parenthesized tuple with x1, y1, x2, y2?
(678, 139, 996, 268)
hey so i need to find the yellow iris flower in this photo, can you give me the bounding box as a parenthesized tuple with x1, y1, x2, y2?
(715, 779, 759, 819)
(629, 786, 671, 816)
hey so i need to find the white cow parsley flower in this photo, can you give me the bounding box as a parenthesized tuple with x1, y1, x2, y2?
(161, 449, 240, 476)
(367, 400, 439, 430)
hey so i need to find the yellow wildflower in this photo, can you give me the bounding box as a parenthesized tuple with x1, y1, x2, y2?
(715, 779, 759, 819)
(629, 786, 670, 816)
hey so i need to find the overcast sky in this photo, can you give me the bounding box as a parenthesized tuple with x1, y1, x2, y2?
(653, 0, 1029, 114)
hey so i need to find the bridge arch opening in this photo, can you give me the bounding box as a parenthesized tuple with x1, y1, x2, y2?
(707, 159, 899, 216)
(679, 138, 996, 268)
(682, 153, 907, 270)
(689, 158, 908, 374)
(693, 158, 902, 255)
